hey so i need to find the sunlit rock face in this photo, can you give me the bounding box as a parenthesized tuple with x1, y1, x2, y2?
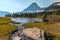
(56, 3, 60, 5)
(20, 28, 45, 40)
(13, 36, 21, 40)
(12, 28, 45, 40)
(53, 2, 60, 6)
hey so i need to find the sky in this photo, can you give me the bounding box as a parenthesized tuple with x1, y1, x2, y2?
(0, 0, 60, 13)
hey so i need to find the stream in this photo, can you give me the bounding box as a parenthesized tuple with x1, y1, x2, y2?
(11, 18, 52, 40)
(11, 18, 43, 31)
(11, 18, 43, 40)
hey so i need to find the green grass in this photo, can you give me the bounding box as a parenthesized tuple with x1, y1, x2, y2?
(23, 22, 60, 40)
(0, 17, 18, 40)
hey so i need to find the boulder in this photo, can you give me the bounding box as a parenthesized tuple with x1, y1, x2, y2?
(20, 27, 45, 40)
(12, 28, 45, 40)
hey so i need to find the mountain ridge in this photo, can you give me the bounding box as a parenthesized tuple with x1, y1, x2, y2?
(0, 11, 11, 17)
(45, 2, 60, 12)
(22, 3, 43, 13)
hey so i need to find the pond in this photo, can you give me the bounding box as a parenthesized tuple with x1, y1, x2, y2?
(11, 18, 43, 24)
(10, 18, 43, 40)
(11, 18, 43, 30)
(11, 18, 52, 40)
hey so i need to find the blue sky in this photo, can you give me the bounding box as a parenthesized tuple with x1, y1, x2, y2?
(0, 0, 60, 12)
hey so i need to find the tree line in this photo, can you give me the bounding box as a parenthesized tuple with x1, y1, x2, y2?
(5, 9, 60, 17)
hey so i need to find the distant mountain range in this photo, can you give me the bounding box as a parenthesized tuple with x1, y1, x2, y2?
(22, 3, 45, 13)
(0, 11, 11, 17)
(45, 2, 60, 12)
(0, 2, 60, 17)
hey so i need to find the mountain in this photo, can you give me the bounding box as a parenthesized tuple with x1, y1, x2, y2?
(0, 11, 11, 17)
(45, 2, 60, 12)
(22, 3, 44, 13)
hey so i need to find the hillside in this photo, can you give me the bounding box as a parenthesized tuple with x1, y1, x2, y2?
(0, 11, 11, 17)
(45, 2, 60, 12)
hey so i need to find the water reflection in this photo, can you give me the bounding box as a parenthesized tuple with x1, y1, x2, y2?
(11, 18, 43, 24)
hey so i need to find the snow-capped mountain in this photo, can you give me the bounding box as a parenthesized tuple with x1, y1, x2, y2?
(22, 3, 45, 13)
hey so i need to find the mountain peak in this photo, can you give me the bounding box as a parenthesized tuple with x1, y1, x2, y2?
(22, 2, 41, 13)
(31, 2, 38, 5)
(29, 2, 40, 9)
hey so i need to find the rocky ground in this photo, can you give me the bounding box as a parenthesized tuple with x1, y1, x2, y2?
(11, 27, 45, 40)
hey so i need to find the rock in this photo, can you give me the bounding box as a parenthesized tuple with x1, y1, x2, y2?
(12, 27, 45, 40)
(20, 27, 45, 40)
(13, 36, 21, 40)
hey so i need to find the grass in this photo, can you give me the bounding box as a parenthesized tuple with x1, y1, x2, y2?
(0, 17, 18, 40)
(47, 15, 60, 18)
(23, 22, 60, 40)
(12, 21, 21, 24)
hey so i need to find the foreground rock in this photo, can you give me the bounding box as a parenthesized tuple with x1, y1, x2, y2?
(12, 28, 45, 40)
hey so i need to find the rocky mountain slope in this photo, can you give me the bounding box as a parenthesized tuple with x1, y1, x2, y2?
(22, 3, 44, 13)
(45, 2, 60, 12)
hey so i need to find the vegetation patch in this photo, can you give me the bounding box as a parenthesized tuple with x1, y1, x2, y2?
(23, 22, 60, 40)
(0, 17, 18, 40)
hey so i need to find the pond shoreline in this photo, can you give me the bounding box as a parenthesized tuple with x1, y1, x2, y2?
(10, 18, 53, 40)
